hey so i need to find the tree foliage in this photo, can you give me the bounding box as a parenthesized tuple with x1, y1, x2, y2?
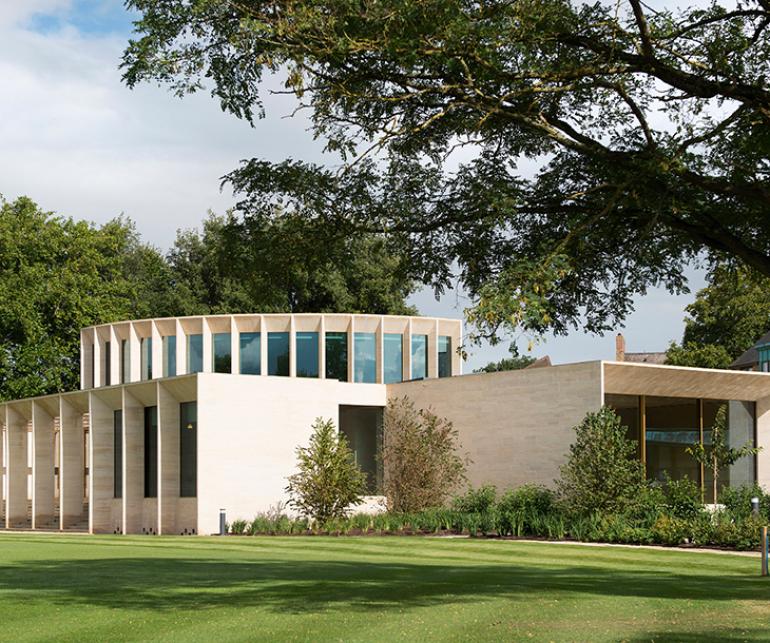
(687, 404, 761, 504)
(285, 418, 368, 524)
(169, 212, 416, 315)
(123, 0, 770, 342)
(558, 407, 646, 515)
(0, 196, 179, 400)
(665, 341, 733, 370)
(475, 343, 536, 373)
(381, 397, 469, 512)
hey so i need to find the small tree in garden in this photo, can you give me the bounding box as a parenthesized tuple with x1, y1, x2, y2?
(286, 418, 367, 525)
(558, 407, 645, 515)
(381, 397, 468, 512)
(687, 404, 761, 505)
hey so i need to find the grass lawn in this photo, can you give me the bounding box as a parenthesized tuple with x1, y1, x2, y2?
(0, 535, 769, 642)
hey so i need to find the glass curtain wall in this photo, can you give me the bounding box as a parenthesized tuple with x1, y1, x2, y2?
(163, 336, 177, 377)
(604, 393, 757, 500)
(187, 334, 203, 374)
(240, 332, 261, 374)
(296, 332, 319, 377)
(438, 336, 452, 378)
(383, 334, 403, 384)
(212, 332, 232, 373)
(354, 332, 376, 383)
(325, 332, 348, 381)
(340, 406, 382, 493)
(268, 332, 290, 376)
(411, 334, 428, 380)
(140, 338, 153, 381)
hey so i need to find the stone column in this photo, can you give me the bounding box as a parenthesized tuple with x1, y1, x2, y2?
(60, 397, 85, 529)
(157, 382, 180, 534)
(122, 389, 144, 534)
(5, 405, 30, 528)
(88, 392, 115, 534)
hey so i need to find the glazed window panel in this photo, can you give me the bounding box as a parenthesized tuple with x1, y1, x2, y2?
(113, 409, 123, 499)
(296, 331, 319, 378)
(239, 332, 261, 375)
(325, 332, 348, 381)
(383, 333, 403, 384)
(104, 340, 111, 386)
(411, 334, 428, 380)
(141, 337, 153, 381)
(268, 332, 290, 376)
(645, 396, 700, 487)
(438, 335, 452, 378)
(212, 332, 232, 373)
(187, 334, 203, 374)
(121, 339, 130, 384)
(144, 406, 158, 498)
(180, 402, 197, 498)
(604, 394, 641, 458)
(354, 332, 376, 383)
(163, 335, 177, 378)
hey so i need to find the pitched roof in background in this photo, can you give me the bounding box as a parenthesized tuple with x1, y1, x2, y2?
(731, 330, 770, 370)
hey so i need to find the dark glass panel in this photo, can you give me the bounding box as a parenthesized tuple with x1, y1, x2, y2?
(438, 336, 452, 378)
(187, 334, 203, 374)
(339, 406, 382, 494)
(180, 402, 197, 498)
(645, 396, 700, 486)
(239, 332, 261, 375)
(213, 332, 232, 373)
(296, 332, 319, 378)
(113, 409, 122, 499)
(144, 406, 158, 498)
(325, 332, 348, 381)
(163, 335, 177, 377)
(268, 332, 290, 376)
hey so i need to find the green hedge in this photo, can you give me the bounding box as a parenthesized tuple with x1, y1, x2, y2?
(227, 483, 770, 551)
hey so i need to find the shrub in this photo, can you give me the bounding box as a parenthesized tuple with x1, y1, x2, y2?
(229, 519, 248, 535)
(453, 486, 497, 535)
(286, 417, 368, 525)
(557, 407, 646, 515)
(662, 474, 703, 520)
(381, 397, 469, 513)
(721, 484, 770, 521)
(496, 485, 557, 537)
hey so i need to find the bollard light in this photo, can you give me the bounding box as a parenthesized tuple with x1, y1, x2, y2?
(219, 508, 227, 536)
(752, 497, 760, 516)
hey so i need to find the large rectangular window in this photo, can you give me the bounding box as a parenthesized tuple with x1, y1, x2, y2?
(296, 332, 319, 378)
(187, 334, 203, 374)
(325, 332, 348, 381)
(267, 332, 290, 376)
(411, 334, 428, 380)
(144, 406, 158, 498)
(141, 337, 153, 380)
(604, 394, 641, 458)
(354, 332, 376, 383)
(180, 402, 197, 498)
(239, 332, 261, 374)
(104, 341, 111, 386)
(113, 409, 122, 499)
(212, 332, 232, 373)
(703, 400, 756, 502)
(163, 335, 177, 377)
(383, 334, 403, 384)
(340, 406, 383, 494)
(645, 396, 700, 487)
(121, 339, 130, 384)
(438, 336, 452, 378)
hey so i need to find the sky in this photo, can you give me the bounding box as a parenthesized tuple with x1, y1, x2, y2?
(0, 0, 707, 371)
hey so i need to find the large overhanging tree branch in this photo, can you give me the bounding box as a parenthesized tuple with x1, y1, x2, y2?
(122, 0, 770, 341)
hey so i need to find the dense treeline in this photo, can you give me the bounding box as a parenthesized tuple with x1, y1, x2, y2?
(0, 196, 416, 401)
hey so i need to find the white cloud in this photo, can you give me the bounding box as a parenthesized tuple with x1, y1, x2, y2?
(0, 0, 70, 29)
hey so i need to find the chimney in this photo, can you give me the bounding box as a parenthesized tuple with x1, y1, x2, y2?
(615, 333, 626, 362)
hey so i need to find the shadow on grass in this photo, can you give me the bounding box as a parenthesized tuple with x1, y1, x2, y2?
(0, 556, 768, 614)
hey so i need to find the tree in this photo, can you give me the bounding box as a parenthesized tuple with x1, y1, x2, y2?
(687, 404, 760, 504)
(557, 407, 646, 515)
(123, 0, 770, 343)
(665, 342, 733, 370)
(381, 397, 468, 512)
(168, 211, 417, 315)
(0, 196, 180, 400)
(285, 418, 368, 524)
(668, 264, 770, 367)
(475, 343, 537, 373)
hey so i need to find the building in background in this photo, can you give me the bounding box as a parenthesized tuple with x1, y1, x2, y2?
(1, 313, 769, 535)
